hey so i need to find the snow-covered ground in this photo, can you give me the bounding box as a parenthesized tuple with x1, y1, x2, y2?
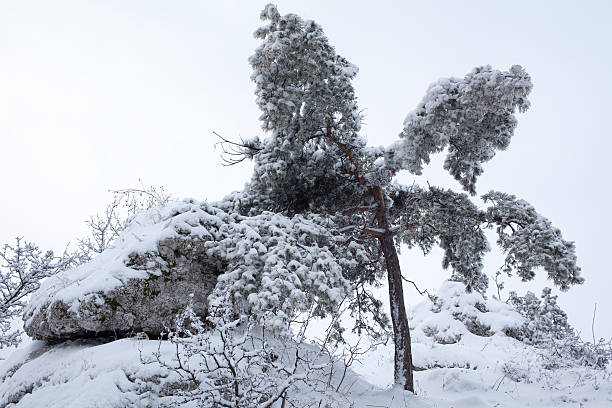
(353, 282, 612, 407)
(355, 333, 612, 407)
(0, 339, 176, 408)
(1, 281, 610, 407)
(1, 333, 609, 407)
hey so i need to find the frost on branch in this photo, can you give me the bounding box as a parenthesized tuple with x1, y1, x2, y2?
(0, 238, 72, 349)
(387, 65, 532, 194)
(251, 4, 361, 139)
(387, 186, 582, 293)
(483, 191, 583, 290)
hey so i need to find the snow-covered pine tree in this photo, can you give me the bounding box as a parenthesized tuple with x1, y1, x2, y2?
(244, 4, 367, 215)
(225, 4, 582, 392)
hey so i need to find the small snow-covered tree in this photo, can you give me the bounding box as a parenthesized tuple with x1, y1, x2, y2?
(0, 238, 73, 349)
(220, 4, 582, 392)
(510, 288, 611, 368)
(509, 288, 571, 345)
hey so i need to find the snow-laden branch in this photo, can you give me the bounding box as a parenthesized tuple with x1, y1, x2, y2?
(386, 65, 532, 194)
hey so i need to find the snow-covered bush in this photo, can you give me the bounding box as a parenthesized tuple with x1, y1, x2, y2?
(207, 210, 354, 333)
(148, 301, 351, 408)
(508, 288, 570, 344)
(509, 288, 611, 368)
(410, 281, 524, 347)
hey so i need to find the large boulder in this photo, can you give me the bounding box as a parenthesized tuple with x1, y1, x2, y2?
(23, 199, 229, 341)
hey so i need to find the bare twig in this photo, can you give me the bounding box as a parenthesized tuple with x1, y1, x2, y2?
(400, 276, 433, 300)
(213, 131, 261, 166)
(592, 302, 597, 346)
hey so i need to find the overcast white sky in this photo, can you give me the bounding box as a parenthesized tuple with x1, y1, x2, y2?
(1, 0, 611, 339)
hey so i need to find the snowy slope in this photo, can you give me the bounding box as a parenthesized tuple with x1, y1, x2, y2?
(2, 283, 611, 407)
(354, 282, 612, 407)
(0, 337, 387, 408)
(0, 339, 178, 408)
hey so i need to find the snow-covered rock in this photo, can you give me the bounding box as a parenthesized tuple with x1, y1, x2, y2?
(23, 200, 229, 340)
(23, 196, 353, 342)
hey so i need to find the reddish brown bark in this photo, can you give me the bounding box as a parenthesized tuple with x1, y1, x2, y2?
(373, 186, 414, 392)
(322, 124, 414, 392)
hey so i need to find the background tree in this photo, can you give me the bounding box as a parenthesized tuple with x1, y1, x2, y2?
(0, 238, 73, 350)
(509, 287, 611, 369)
(75, 181, 173, 262)
(222, 4, 582, 392)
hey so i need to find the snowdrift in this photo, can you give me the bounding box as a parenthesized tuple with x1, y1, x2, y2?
(2, 281, 611, 407)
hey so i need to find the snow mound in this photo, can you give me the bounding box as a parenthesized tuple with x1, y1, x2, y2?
(0, 339, 179, 408)
(411, 281, 524, 347)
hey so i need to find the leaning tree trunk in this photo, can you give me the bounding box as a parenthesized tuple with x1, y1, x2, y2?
(373, 186, 414, 392)
(322, 125, 414, 391)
